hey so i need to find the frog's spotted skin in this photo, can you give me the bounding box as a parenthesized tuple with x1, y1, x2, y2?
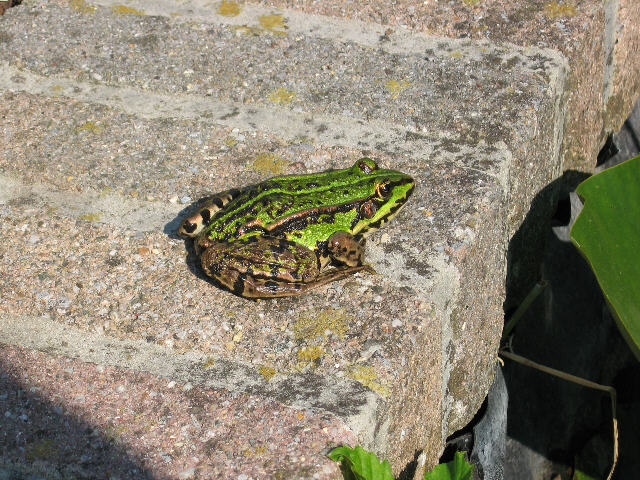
(179, 158, 414, 298)
(326, 231, 366, 266)
(178, 189, 241, 238)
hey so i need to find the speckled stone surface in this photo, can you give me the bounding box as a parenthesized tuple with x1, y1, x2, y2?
(0, 0, 562, 476)
(0, 344, 352, 479)
(606, 0, 640, 133)
(1, 7, 561, 153)
(0, 0, 637, 477)
(256, 0, 640, 175)
(0, 200, 435, 382)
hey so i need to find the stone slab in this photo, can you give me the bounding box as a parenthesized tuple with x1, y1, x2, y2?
(0, 1, 565, 154)
(254, 0, 640, 171)
(0, 343, 351, 479)
(605, 0, 640, 134)
(0, 0, 569, 475)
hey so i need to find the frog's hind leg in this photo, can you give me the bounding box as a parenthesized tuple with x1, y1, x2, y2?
(199, 236, 373, 299)
(178, 188, 241, 238)
(199, 236, 322, 298)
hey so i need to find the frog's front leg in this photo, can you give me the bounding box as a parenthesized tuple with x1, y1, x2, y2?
(326, 231, 367, 267)
(199, 236, 370, 298)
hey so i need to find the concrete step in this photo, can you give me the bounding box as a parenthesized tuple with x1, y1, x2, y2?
(0, 0, 569, 477)
(1, 342, 353, 479)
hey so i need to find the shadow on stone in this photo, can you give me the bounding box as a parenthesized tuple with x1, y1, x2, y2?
(503, 170, 589, 315)
(396, 449, 422, 480)
(0, 0, 21, 17)
(0, 354, 153, 480)
(502, 169, 640, 479)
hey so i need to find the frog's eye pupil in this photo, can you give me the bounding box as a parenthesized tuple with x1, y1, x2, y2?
(360, 201, 378, 219)
(376, 181, 391, 198)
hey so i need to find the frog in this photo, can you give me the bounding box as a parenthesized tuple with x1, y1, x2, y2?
(178, 157, 414, 298)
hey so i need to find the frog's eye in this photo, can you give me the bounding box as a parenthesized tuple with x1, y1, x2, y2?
(376, 181, 392, 198)
(356, 158, 378, 174)
(360, 200, 378, 219)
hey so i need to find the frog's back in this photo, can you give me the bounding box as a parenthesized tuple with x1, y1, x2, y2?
(205, 171, 365, 243)
(203, 160, 413, 251)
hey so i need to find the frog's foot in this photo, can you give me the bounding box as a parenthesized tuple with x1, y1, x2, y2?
(326, 231, 366, 267)
(360, 264, 377, 275)
(178, 189, 241, 238)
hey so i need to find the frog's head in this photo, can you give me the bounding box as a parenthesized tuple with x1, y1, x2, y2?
(350, 157, 415, 235)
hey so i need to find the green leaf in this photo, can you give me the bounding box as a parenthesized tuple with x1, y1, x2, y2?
(424, 452, 473, 480)
(570, 155, 640, 360)
(328, 445, 395, 480)
(572, 469, 598, 480)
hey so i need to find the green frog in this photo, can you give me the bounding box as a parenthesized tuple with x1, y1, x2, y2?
(178, 158, 414, 298)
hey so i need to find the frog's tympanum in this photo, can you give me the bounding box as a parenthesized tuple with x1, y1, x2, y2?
(179, 158, 414, 298)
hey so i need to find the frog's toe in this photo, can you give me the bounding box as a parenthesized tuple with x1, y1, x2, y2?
(362, 264, 377, 275)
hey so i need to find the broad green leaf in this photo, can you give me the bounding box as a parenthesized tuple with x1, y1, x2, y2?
(328, 445, 395, 480)
(570, 155, 640, 360)
(424, 451, 473, 480)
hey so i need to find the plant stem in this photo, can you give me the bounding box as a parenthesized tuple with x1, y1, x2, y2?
(499, 349, 618, 480)
(502, 280, 547, 339)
